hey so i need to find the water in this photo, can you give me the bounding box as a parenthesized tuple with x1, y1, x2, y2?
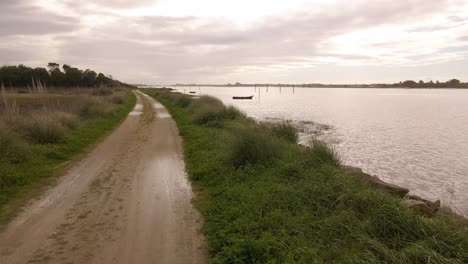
(186, 86, 468, 215)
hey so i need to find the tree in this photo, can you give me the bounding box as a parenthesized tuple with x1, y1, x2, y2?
(447, 79, 461, 87)
(402, 80, 418, 88)
(47, 62, 60, 72)
(82, 69, 97, 86)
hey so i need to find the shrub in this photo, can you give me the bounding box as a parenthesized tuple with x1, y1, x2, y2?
(164, 93, 192, 108)
(227, 124, 284, 168)
(306, 139, 340, 167)
(191, 97, 244, 128)
(0, 126, 31, 163)
(111, 95, 125, 104)
(79, 97, 112, 118)
(224, 105, 245, 120)
(17, 114, 67, 144)
(270, 122, 298, 143)
(92, 87, 113, 96)
(53, 111, 80, 129)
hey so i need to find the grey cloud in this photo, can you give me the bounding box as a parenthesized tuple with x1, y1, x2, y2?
(0, 47, 34, 64)
(1, 0, 466, 83)
(56, 0, 456, 82)
(0, 0, 79, 37)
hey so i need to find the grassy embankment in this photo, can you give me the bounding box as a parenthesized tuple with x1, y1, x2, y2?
(0, 87, 135, 222)
(143, 88, 468, 264)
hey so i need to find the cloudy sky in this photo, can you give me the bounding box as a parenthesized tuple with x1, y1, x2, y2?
(1, 0, 468, 84)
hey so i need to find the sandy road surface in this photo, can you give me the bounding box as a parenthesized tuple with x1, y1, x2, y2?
(0, 91, 208, 264)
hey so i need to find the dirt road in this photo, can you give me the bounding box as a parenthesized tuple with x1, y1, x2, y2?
(0, 91, 208, 264)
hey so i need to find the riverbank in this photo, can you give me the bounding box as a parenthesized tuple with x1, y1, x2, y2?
(0, 88, 136, 223)
(143, 88, 468, 263)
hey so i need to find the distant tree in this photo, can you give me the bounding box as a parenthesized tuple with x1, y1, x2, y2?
(447, 79, 461, 87)
(47, 62, 60, 72)
(62, 64, 71, 73)
(82, 69, 97, 86)
(49, 68, 65, 86)
(0, 63, 121, 88)
(402, 80, 418, 88)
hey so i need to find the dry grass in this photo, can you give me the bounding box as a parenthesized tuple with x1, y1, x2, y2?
(0, 87, 126, 146)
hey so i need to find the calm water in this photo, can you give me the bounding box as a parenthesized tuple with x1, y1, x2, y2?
(186, 86, 468, 215)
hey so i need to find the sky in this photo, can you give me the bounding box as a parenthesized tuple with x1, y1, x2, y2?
(1, 0, 468, 84)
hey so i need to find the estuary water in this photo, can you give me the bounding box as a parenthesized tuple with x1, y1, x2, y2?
(187, 86, 468, 215)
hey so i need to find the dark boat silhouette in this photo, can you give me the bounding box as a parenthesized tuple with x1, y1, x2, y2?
(189, 91, 196, 94)
(232, 95, 253, 100)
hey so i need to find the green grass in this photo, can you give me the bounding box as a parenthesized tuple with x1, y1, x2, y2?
(143, 88, 468, 264)
(0, 90, 136, 222)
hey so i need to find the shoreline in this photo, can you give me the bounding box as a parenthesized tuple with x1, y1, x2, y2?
(142, 88, 468, 263)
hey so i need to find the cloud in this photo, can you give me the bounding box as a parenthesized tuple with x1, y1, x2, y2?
(0, 0, 78, 37)
(1, 0, 468, 83)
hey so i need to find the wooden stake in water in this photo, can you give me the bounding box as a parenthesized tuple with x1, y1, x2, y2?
(258, 85, 261, 102)
(280, 86, 282, 94)
(293, 85, 295, 94)
(266, 84, 269, 93)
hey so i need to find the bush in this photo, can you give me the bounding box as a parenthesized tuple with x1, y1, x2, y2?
(92, 87, 113, 96)
(227, 124, 284, 168)
(0, 126, 31, 163)
(79, 97, 112, 118)
(111, 95, 125, 104)
(165, 93, 192, 108)
(17, 114, 67, 144)
(191, 96, 244, 128)
(306, 139, 340, 167)
(53, 111, 80, 129)
(270, 122, 298, 143)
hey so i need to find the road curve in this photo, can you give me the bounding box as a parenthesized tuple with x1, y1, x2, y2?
(0, 91, 208, 264)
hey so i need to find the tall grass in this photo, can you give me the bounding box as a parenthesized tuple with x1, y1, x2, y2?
(144, 88, 468, 264)
(226, 124, 284, 168)
(0, 87, 135, 220)
(0, 125, 31, 163)
(270, 121, 299, 143)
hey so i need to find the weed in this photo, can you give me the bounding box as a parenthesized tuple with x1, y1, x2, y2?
(0, 125, 31, 163)
(270, 121, 298, 143)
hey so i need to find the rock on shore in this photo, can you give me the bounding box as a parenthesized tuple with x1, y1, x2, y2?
(342, 166, 440, 217)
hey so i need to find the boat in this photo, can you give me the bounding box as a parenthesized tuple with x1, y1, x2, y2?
(232, 95, 253, 100)
(189, 91, 196, 94)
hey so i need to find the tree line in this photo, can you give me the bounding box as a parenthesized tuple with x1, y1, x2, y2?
(0, 63, 128, 88)
(394, 79, 467, 88)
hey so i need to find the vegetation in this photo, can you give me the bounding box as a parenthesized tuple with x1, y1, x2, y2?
(0, 63, 130, 88)
(143, 88, 468, 264)
(0, 87, 135, 220)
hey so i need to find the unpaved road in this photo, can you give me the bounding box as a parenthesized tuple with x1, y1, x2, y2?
(0, 91, 208, 264)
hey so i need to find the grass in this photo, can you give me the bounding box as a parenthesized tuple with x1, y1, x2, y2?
(0, 87, 136, 222)
(143, 88, 468, 264)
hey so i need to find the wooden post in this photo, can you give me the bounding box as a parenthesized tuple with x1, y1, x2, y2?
(258, 85, 261, 102)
